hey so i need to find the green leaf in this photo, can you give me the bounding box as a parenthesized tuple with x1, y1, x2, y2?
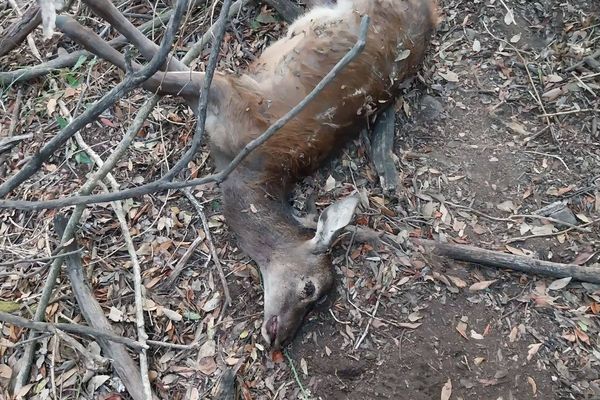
(73, 54, 88, 71)
(56, 116, 69, 129)
(183, 310, 202, 321)
(65, 73, 80, 87)
(74, 151, 93, 165)
(0, 300, 20, 313)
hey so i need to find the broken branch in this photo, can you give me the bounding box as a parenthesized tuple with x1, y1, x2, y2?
(414, 238, 600, 284)
(0, 15, 371, 210)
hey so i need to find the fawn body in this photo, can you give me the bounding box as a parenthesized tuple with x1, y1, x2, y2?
(57, 0, 438, 349)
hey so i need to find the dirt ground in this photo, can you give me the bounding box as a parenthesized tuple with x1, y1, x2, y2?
(1, 0, 599, 399)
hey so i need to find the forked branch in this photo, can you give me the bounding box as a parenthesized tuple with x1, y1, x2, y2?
(0, 0, 189, 198)
(0, 15, 371, 211)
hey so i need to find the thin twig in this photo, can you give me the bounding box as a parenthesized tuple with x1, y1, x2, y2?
(523, 150, 570, 171)
(7, 88, 23, 137)
(162, 0, 233, 182)
(183, 189, 231, 310)
(538, 108, 596, 118)
(504, 218, 600, 244)
(0, 15, 371, 211)
(0, 0, 189, 198)
(0, 249, 82, 268)
(354, 291, 382, 350)
(0, 311, 148, 350)
(76, 133, 152, 398)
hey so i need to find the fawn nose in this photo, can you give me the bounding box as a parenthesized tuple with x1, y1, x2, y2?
(263, 315, 278, 345)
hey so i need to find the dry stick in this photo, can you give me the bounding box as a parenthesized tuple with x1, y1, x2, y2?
(165, 238, 210, 288)
(0, 248, 82, 268)
(0, 15, 371, 211)
(8, 0, 189, 393)
(414, 238, 600, 284)
(0, 4, 41, 57)
(183, 189, 231, 309)
(53, 215, 156, 400)
(6, 0, 42, 61)
(0, 7, 175, 86)
(75, 132, 153, 399)
(0, 311, 147, 350)
(0, 0, 188, 198)
(161, 0, 233, 181)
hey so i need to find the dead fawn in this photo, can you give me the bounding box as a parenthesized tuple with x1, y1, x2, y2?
(56, 0, 438, 350)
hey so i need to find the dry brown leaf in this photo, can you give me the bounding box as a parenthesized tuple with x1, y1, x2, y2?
(447, 275, 467, 288)
(527, 343, 542, 361)
(456, 321, 468, 339)
(469, 280, 496, 291)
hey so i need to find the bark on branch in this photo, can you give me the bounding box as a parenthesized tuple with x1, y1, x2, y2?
(414, 238, 600, 284)
(0, 15, 371, 210)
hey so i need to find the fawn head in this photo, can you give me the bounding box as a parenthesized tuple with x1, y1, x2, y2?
(260, 195, 359, 350)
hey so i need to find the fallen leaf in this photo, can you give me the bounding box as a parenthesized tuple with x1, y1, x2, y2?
(548, 277, 572, 291)
(108, 307, 123, 322)
(162, 307, 183, 322)
(398, 322, 422, 329)
(575, 328, 590, 345)
(527, 343, 542, 361)
(271, 350, 284, 363)
(504, 8, 516, 25)
(325, 175, 336, 192)
(470, 330, 484, 340)
(447, 275, 467, 288)
(197, 357, 217, 375)
(496, 200, 516, 212)
(300, 358, 308, 376)
(469, 280, 496, 291)
(527, 376, 537, 395)
(0, 301, 20, 313)
(441, 379, 452, 400)
(456, 321, 468, 339)
(439, 70, 459, 82)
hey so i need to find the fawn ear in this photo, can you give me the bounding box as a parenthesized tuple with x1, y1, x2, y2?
(308, 195, 359, 254)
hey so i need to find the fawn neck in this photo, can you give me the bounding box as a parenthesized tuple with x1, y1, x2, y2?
(220, 168, 312, 268)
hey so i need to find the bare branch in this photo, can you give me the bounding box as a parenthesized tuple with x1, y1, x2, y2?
(75, 129, 153, 399)
(0, 4, 41, 58)
(53, 214, 157, 400)
(0, 311, 147, 350)
(0, 0, 189, 197)
(414, 238, 600, 284)
(0, 8, 174, 86)
(162, 0, 234, 181)
(183, 189, 231, 309)
(0, 248, 82, 268)
(0, 15, 371, 210)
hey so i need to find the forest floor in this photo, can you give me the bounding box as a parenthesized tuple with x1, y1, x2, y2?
(1, 0, 599, 399)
